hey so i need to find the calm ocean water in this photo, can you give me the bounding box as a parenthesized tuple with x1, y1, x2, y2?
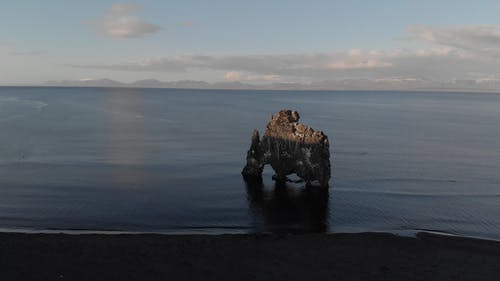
(0, 87, 499, 238)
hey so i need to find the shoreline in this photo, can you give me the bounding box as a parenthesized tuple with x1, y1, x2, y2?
(2, 231, 500, 281)
(2, 226, 500, 243)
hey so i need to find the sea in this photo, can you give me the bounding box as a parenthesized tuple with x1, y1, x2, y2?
(0, 87, 499, 239)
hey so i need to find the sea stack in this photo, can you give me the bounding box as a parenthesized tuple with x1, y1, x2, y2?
(242, 110, 331, 187)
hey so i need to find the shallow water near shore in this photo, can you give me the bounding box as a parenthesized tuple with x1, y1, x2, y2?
(0, 87, 499, 239)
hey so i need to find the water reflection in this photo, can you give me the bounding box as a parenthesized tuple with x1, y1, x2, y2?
(245, 179, 330, 233)
(104, 88, 147, 189)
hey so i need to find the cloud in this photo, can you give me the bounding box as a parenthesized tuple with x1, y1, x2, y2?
(69, 56, 204, 72)
(408, 25, 500, 57)
(9, 51, 44, 56)
(224, 71, 281, 82)
(262, 74, 281, 81)
(70, 21, 500, 86)
(95, 3, 161, 38)
(223, 71, 242, 81)
(179, 21, 196, 28)
(327, 49, 392, 69)
(70, 48, 469, 83)
(70, 51, 393, 77)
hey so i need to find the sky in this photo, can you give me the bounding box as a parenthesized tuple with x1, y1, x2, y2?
(2, 0, 500, 87)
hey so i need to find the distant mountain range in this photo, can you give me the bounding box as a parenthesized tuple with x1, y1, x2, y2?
(41, 78, 500, 92)
(43, 79, 259, 90)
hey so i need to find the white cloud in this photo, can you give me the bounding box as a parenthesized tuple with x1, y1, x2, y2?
(327, 49, 392, 69)
(262, 74, 281, 81)
(224, 71, 242, 81)
(70, 23, 500, 87)
(95, 3, 161, 38)
(70, 52, 394, 77)
(414, 47, 456, 57)
(408, 25, 500, 57)
(179, 21, 196, 28)
(9, 51, 44, 56)
(224, 71, 281, 82)
(70, 49, 464, 83)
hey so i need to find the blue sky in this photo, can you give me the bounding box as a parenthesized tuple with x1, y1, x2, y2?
(2, 1, 500, 86)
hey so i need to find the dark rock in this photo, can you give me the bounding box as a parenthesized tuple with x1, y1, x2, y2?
(242, 110, 331, 187)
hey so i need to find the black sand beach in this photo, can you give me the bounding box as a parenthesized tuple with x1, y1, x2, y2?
(1, 232, 500, 281)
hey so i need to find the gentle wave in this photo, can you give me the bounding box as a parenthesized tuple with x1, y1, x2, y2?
(334, 188, 500, 197)
(0, 96, 48, 109)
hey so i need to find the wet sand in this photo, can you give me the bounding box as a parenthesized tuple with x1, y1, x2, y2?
(1, 232, 500, 281)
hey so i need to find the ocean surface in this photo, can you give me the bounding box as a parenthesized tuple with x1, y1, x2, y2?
(0, 87, 499, 238)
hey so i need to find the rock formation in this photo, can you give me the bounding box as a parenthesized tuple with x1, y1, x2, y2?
(242, 110, 331, 187)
